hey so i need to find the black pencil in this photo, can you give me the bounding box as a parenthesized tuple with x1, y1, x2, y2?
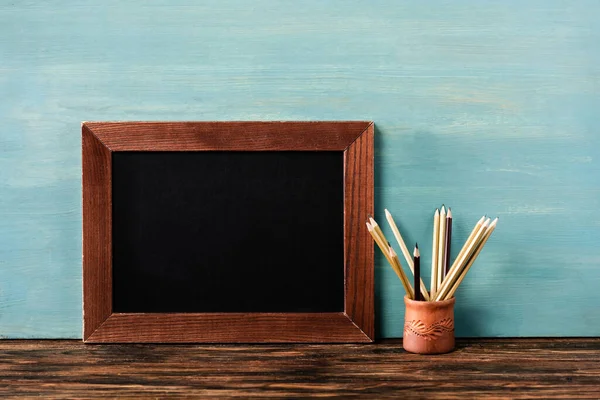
(413, 244, 421, 301)
(444, 208, 453, 277)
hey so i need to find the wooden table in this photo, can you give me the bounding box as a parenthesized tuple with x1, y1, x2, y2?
(1, 339, 599, 398)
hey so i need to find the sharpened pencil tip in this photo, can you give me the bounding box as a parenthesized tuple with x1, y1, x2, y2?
(414, 245, 420, 257)
(368, 214, 373, 219)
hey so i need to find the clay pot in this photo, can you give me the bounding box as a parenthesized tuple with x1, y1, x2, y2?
(403, 296, 455, 354)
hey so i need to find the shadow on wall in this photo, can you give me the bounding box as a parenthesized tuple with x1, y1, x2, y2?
(369, 124, 387, 338)
(373, 124, 385, 338)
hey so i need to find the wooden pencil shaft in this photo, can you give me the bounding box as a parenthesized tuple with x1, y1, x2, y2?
(392, 254, 414, 299)
(453, 216, 485, 267)
(435, 219, 489, 301)
(430, 209, 440, 299)
(438, 216, 484, 290)
(385, 210, 430, 301)
(436, 207, 447, 289)
(367, 221, 396, 266)
(434, 218, 490, 301)
(394, 256, 415, 299)
(369, 217, 385, 244)
(444, 214, 452, 277)
(414, 253, 421, 301)
(385, 210, 412, 267)
(444, 229, 492, 300)
(367, 223, 413, 298)
(444, 221, 497, 300)
(367, 225, 394, 266)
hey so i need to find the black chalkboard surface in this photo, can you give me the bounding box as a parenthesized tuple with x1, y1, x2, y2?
(112, 151, 344, 313)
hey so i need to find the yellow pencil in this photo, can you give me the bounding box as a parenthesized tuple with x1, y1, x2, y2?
(453, 215, 486, 269)
(444, 218, 498, 300)
(366, 222, 394, 266)
(389, 245, 415, 299)
(435, 217, 490, 301)
(384, 209, 430, 301)
(430, 208, 440, 299)
(436, 206, 447, 290)
(366, 221, 413, 298)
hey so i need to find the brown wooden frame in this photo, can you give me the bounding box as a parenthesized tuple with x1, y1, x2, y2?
(82, 121, 374, 343)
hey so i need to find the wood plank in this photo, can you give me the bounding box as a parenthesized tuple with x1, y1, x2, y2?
(82, 125, 112, 339)
(84, 121, 372, 151)
(344, 123, 374, 339)
(1, 339, 599, 398)
(86, 313, 371, 343)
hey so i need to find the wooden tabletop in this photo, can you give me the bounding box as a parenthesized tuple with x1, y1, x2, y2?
(1, 339, 599, 398)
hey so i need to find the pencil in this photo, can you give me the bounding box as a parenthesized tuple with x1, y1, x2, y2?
(444, 208, 453, 277)
(369, 215, 386, 244)
(435, 217, 490, 301)
(366, 222, 394, 266)
(389, 244, 415, 299)
(384, 209, 412, 268)
(366, 222, 413, 298)
(443, 218, 498, 300)
(413, 244, 421, 301)
(384, 209, 430, 301)
(367, 217, 397, 267)
(436, 206, 447, 290)
(430, 208, 440, 299)
(453, 215, 486, 268)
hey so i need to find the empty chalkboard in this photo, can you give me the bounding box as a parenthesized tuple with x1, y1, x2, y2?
(82, 121, 374, 343)
(112, 151, 344, 313)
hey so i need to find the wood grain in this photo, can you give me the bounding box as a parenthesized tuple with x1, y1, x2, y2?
(82, 122, 374, 343)
(87, 313, 370, 343)
(84, 121, 372, 151)
(344, 123, 374, 339)
(1, 339, 599, 398)
(82, 125, 112, 339)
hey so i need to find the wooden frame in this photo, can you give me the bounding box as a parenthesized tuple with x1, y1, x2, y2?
(82, 121, 374, 343)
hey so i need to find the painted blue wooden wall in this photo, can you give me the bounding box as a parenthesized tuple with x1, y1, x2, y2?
(1, 1, 599, 338)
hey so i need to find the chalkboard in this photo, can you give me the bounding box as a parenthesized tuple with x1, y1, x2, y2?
(112, 151, 344, 313)
(82, 121, 374, 343)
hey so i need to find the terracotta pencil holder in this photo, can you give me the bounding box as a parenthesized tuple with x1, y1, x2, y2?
(403, 296, 455, 355)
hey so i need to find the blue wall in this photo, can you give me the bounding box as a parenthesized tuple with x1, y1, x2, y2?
(1, 0, 599, 338)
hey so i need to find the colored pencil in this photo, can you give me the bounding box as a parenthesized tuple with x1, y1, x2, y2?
(384, 209, 430, 301)
(389, 243, 415, 299)
(366, 222, 413, 298)
(413, 244, 421, 301)
(435, 217, 490, 301)
(367, 222, 392, 263)
(430, 208, 440, 299)
(452, 215, 486, 269)
(436, 206, 447, 290)
(444, 208, 453, 277)
(369, 216, 386, 244)
(443, 218, 498, 300)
